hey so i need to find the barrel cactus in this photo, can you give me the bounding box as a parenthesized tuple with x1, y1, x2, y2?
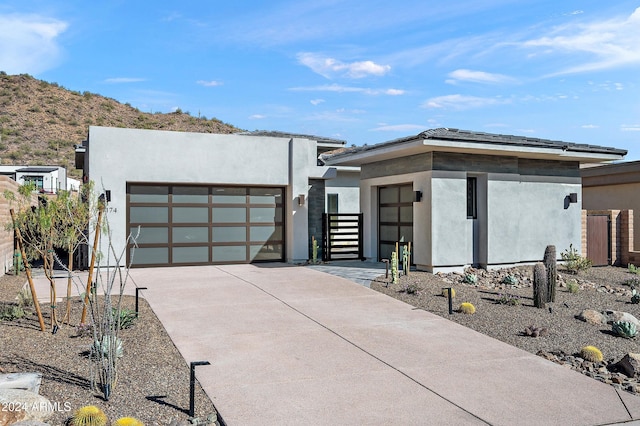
(459, 302, 476, 314)
(612, 321, 637, 339)
(580, 345, 603, 363)
(72, 405, 108, 426)
(442, 288, 456, 298)
(112, 418, 144, 426)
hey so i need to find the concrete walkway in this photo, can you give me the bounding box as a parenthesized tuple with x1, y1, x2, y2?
(305, 260, 388, 287)
(30, 264, 640, 425)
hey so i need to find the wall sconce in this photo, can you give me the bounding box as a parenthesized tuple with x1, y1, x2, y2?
(413, 191, 422, 202)
(298, 194, 305, 206)
(568, 193, 578, 203)
(98, 190, 111, 203)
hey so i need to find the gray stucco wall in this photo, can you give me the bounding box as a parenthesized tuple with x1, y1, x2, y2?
(325, 169, 360, 213)
(359, 152, 582, 272)
(87, 126, 321, 264)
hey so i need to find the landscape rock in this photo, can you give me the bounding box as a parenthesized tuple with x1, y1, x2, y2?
(577, 309, 607, 325)
(603, 310, 640, 326)
(613, 353, 640, 378)
(0, 389, 53, 425)
(13, 421, 51, 426)
(0, 373, 42, 393)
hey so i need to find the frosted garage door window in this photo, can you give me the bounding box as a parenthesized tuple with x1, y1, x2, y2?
(129, 186, 169, 203)
(173, 186, 208, 204)
(130, 207, 168, 223)
(134, 247, 169, 264)
(173, 246, 209, 263)
(212, 246, 247, 262)
(172, 207, 208, 223)
(173, 227, 209, 243)
(135, 227, 168, 244)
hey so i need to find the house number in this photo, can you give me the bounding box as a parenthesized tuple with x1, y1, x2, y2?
(106, 207, 118, 213)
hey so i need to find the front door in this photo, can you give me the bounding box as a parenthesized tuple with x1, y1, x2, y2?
(378, 184, 413, 261)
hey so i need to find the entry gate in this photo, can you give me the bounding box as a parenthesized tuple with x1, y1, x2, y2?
(322, 213, 364, 261)
(586, 214, 611, 266)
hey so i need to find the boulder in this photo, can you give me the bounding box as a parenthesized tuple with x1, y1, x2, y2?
(602, 310, 640, 326)
(577, 309, 607, 325)
(614, 353, 640, 378)
(13, 422, 51, 426)
(0, 373, 42, 393)
(0, 389, 53, 426)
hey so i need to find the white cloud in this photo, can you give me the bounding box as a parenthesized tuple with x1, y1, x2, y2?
(422, 94, 509, 110)
(249, 114, 266, 120)
(197, 80, 223, 87)
(290, 84, 404, 96)
(446, 69, 517, 85)
(519, 7, 640, 75)
(371, 124, 428, 132)
(105, 77, 146, 83)
(581, 124, 599, 129)
(310, 99, 325, 106)
(297, 52, 391, 79)
(0, 14, 67, 75)
(621, 124, 640, 131)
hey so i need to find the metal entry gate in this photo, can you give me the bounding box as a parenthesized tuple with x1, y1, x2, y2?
(322, 213, 364, 261)
(586, 214, 611, 266)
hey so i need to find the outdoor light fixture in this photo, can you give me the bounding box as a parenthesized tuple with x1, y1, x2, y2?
(569, 193, 578, 203)
(189, 361, 211, 417)
(298, 194, 305, 206)
(413, 191, 422, 202)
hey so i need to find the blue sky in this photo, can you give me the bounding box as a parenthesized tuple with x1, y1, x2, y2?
(1, 1, 639, 159)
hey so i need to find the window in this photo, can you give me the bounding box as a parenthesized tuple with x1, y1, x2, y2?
(467, 177, 477, 219)
(327, 193, 339, 214)
(23, 175, 44, 190)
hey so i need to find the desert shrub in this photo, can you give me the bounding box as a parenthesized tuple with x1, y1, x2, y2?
(76, 322, 93, 337)
(629, 264, 640, 275)
(566, 279, 579, 294)
(560, 244, 592, 274)
(580, 345, 603, 362)
(0, 303, 25, 321)
(631, 288, 640, 304)
(17, 288, 33, 307)
(113, 307, 137, 329)
(459, 302, 476, 314)
(496, 293, 521, 306)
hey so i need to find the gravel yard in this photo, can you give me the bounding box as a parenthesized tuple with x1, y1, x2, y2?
(370, 265, 640, 394)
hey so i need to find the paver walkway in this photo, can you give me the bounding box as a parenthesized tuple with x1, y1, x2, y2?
(30, 264, 640, 425)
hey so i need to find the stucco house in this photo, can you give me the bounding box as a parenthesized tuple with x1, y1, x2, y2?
(322, 128, 626, 272)
(76, 126, 359, 267)
(0, 165, 67, 194)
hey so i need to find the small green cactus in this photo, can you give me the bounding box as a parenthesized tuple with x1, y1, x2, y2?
(502, 275, 518, 286)
(612, 321, 637, 339)
(390, 251, 399, 284)
(463, 273, 478, 284)
(72, 405, 108, 426)
(459, 302, 476, 314)
(311, 236, 318, 264)
(580, 345, 603, 363)
(631, 287, 640, 304)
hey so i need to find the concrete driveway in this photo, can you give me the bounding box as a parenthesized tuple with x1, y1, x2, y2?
(115, 264, 640, 426)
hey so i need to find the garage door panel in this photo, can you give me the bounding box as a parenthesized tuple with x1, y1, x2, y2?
(128, 184, 284, 266)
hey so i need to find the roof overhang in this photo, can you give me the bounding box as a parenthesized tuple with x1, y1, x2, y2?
(324, 137, 625, 167)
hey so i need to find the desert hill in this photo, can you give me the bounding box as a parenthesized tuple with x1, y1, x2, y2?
(0, 72, 242, 177)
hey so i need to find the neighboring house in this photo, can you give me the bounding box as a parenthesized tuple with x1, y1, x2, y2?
(582, 160, 640, 253)
(67, 177, 82, 192)
(76, 126, 355, 267)
(322, 128, 626, 272)
(0, 165, 67, 194)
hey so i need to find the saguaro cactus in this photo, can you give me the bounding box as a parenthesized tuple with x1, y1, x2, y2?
(390, 251, 399, 284)
(533, 262, 547, 309)
(543, 245, 557, 302)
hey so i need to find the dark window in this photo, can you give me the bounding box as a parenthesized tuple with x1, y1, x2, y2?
(23, 175, 44, 189)
(327, 193, 338, 214)
(467, 177, 477, 219)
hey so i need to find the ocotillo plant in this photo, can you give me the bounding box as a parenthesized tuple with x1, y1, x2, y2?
(543, 245, 557, 302)
(533, 262, 547, 308)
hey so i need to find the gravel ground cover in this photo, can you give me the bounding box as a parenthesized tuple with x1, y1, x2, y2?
(0, 273, 216, 425)
(371, 265, 640, 394)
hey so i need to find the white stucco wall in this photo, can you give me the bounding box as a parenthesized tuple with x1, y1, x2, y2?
(325, 168, 360, 213)
(87, 126, 320, 263)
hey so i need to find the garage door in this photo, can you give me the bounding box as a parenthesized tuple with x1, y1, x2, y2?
(127, 184, 284, 267)
(378, 184, 413, 261)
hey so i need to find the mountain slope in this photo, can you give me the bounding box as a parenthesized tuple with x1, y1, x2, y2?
(0, 73, 242, 177)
